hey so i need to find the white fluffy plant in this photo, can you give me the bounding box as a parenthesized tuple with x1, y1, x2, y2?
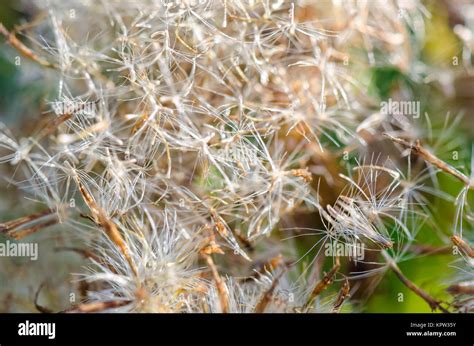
(0, 0, 471, 313)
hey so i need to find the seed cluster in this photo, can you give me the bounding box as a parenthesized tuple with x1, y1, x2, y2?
(0, 0, 472, 313)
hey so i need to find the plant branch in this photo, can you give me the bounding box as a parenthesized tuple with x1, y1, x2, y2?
(452, 235, 474, 258)
(332, 278, 350, 313)
(0, 22, 57, 69)
(304, 257, 340, 311)
(382, 251, 449, 312)
(0, 209, 59, 240)
(202, 253, 229, 313)
(254, 268, 286, 313)
(64, 300, 131, 313)
(384, 133, 473, 188)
